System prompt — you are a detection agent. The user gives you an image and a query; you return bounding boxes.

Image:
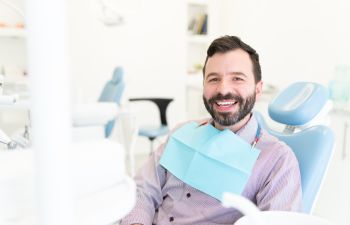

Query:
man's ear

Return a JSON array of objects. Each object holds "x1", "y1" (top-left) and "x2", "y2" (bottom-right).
[{"x1": 255, "y1": 81, "x2": 263, "y2": 99}]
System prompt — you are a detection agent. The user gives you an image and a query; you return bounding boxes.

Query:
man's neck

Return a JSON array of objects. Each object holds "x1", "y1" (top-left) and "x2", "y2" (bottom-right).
[{"x1": 213, "y1": 113, "x2": 252, "y2": 133}]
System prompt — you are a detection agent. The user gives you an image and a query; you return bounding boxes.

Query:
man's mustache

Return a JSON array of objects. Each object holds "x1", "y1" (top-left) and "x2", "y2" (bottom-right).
[{"x1": 208, "y1": 93, "x2": 244, "y2": 105}]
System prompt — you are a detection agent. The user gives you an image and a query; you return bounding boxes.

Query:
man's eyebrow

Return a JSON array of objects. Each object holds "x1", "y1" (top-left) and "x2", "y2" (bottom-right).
[
  {"x1": 229, "y1": 71, "x2": 247, "y2": 77},
  {"x1": 205, "y1": 71, "x2": 247, "y2": 79},
  {"x1": 205, "y1": 73, "x2": 219, "y2": 79}
]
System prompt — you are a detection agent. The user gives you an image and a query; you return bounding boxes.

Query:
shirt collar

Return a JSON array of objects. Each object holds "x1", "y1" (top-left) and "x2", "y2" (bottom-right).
[
  {"x1": 235, "y1": 113, "x2": 259, "y2": 145},
  {"x1": 202, "y1": 113, "x2": 259, "y2": 145}
]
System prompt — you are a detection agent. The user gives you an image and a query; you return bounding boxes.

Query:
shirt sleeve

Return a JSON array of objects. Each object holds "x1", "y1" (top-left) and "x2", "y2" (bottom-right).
[
  {"x1": 120, "y1": 144, "x2": 167, "y2": 225},
  {"x1": 256, "y1": 148, "x2": 303, "y2": 211}
]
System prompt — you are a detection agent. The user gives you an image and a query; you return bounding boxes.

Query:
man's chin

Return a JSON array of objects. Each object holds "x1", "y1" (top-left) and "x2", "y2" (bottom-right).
[
  {"x1": 215, "y1": 120, "x2": 236, "y2": 127},
  {"x1": 213, "y1": 113, "x2": 238, "y2": 127}
]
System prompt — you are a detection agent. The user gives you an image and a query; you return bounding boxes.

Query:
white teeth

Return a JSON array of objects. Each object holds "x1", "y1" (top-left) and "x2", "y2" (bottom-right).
[{"x1": 217, "y1": 101, "x2": 235, "y2": 106}]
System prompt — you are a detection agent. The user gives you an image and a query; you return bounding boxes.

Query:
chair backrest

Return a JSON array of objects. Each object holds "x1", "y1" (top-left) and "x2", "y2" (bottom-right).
[
  {"x1": 129, "y1": 98, "x2": 173, "y2": 126},
  {"x1": 255, "y1": 82, "x2": 335, "y2": 213},
  {"x1": 98, "y1": 66, "x2": 125, "y2": 137}
]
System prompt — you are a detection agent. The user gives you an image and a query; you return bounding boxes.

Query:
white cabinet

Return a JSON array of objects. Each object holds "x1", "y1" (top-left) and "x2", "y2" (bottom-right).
[
  {"x1": 0, "y1": 27, "x2": 25, "y2": 38},
  {"x1": 0, "y1": 0, "x2": 27, "y2": 81},
  {"x1": 186, "y1": 0, "x2": 222, "y2": 75},
  {"x1": 186, "y1": 0, "x2": 221, "y2": 120},
  {"x1": 186, "y1": 0, "x2": 209, "y2": 120},
  {"x1": 313, "y1": 110, "x2": 350, "y2": 225},
  {"x1": 0, "y1": 8, "x2": 28, "y2": 134},
  {"x1": 186, "y1": 73, "x2": 208, "y2": 120},
  {"x1": 0, "y1": 26, "x2": 27, "y2": 83},
  {"x1": 186, "y1": 0, "x2": 209, "y2": 75}
]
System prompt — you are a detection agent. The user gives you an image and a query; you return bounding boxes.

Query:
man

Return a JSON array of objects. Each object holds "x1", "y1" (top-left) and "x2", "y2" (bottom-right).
[{"x1": 121, "y1": 36, "x2": 302, "y2": 225}]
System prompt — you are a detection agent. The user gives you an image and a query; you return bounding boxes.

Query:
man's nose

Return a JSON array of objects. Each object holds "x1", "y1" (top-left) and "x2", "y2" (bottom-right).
[{"x1": 216, "y1": 80, "x2": 232, "y2": 95}]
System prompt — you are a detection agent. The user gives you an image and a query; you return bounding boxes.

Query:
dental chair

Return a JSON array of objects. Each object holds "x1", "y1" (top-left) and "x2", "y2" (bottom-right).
[
  {"x1": 98, "y1": 66, "x2": 125, "y2": 138},
  {"x1": 129, "y1": 98, "x2": 173, "y2": 153},
  {"x1": 72, "y1": 67, "x2": 124, "y2": 141},
  {"x1": 254, "y1": 82, "x2": 335, "y2": 213}
]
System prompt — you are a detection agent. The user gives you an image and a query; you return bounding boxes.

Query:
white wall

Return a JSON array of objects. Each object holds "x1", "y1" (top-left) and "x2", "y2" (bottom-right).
[
  {"x1": 220, "y1": 2, "x2": 350, "y2": 223},
  {"x1": 2, "y1": 0, "x2": 349, "y2": 130},
  {"x1": 1, "y1": 0, "x2": 188, "y2": 152},
  {"x1": 221, "y1": 0, "x2": 350, "y2": 90},
  {"x1": 67, "y1": 0, "x2": 187, "y2": 128},
  {"x1": 0, "y1": 0, "x2": 27, "y2": 135},
  {"x1": 0, "y1": 0, "x2": 26, "y2": 77},
  {"x1": 3, "y1": 0, "x2": 350, "y2": 149}
]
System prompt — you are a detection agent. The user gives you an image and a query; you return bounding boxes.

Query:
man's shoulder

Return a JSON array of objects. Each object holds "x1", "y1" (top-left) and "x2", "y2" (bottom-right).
[
  {"x1": 258, "y1": 129, "x2": 297, "y2": 162},
  {"x1": 252, "y1": 128, "x2": 301, "y2": 182}
]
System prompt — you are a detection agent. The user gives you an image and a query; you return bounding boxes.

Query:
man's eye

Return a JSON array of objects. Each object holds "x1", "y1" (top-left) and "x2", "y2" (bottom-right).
[
  {"x1": 208, "y1": 78, "x2": 219, "y2": 82},
  {"x1": 233, "y1": 77, "x2": 243, "y2": 81}
]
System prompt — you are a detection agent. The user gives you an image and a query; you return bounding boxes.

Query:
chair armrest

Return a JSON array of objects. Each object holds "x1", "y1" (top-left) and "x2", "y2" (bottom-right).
[{"x1": 73, "y1": 103, "x2": 118, "y2": 126}]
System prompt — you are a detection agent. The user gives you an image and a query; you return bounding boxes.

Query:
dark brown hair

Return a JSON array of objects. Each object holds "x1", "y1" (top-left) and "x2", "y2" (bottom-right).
[{"x1": 203, "y1": 35, "x2": 261, "y2": 83}]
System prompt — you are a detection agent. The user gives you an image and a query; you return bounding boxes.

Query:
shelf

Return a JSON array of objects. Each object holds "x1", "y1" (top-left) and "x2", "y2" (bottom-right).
[
  {"x1": 187, "y1": 34, "x2": 209, "y2": 44},
  {"x1": 4, "y1": 75, "x2": 28, "y2": 85},
  {"x1": 186, "y1": 72, "x2": 203, "y2": 89},
  {"x1": 0, "y1": 28, "x2": 26, "y2": 38},
  {"x1": 331, "y1": 108, "x2": 350, "y2": 117},
  {"x1": 187, "y1": 0, "x2": 208, "y2": 36},
  {"x1": 188, "y1": 0, "x2": 209, "y2": 6}
]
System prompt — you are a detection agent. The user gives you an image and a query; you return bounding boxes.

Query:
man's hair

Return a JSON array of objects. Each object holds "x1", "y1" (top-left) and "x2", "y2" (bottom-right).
[{"x1": 203, "y1": 35, "x2": 261, "y2": 83}]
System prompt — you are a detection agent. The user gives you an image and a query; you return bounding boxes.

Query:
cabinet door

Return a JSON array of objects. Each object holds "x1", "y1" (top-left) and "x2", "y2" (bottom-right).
[
  {"x1": 313, "y1": 113, "x2": 350, "y2": 225},
  {"x1": 186, "y1": 85, "x2": 208, "y2": 120}
]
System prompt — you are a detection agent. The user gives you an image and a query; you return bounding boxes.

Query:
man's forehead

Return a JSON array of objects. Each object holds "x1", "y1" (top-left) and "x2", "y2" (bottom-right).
[{"x1": 205, "y1": 49, "x2": 254, "y2": 76}]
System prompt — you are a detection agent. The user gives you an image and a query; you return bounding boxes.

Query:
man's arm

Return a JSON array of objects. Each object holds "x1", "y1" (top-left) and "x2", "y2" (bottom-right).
[
  {"x1": 120, "y1": 144, "x2": 167, "y2": 225},
  {"x1": 256, "y1": 149, "x2": 302, "y2": 211}
]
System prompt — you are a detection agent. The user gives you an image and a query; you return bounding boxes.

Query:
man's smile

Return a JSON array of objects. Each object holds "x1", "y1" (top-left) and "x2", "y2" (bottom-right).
[{"x1": 214, "y1": 100, "x2": 238, "y2": 112}]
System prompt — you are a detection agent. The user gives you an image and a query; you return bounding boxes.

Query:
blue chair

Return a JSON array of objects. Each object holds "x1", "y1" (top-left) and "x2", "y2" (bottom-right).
[
  {"x1": 98, "y1": 67, "x2": 125, "y2": 138},
  {"x1": 254, "y1": 82, "x2": 335, "y2": 213},
  {"x1": 129, "y1": 98, "x2": 173, "y2": 152}
]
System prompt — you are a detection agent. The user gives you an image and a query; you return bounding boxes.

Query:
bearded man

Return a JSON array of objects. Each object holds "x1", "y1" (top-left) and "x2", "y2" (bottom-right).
[{"x1": 121, "y1": 35, "x2": 302, "y2": 225}]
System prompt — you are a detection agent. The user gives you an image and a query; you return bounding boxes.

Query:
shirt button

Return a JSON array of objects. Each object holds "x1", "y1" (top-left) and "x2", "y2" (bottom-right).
[
  {"x1": 169, "y1": 216, "x2": 174, "y2": 222},
  {"x1": 186, "y1": 193, "x2": 191, "y2": 198}
]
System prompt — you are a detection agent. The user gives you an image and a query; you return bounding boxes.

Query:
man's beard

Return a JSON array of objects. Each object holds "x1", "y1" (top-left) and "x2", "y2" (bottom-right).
[{"x1": 203, "y1": 92, "x2": 256, "y2": 126}]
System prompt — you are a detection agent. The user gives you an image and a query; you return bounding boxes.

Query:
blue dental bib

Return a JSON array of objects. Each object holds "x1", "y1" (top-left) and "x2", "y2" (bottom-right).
[{"x1": 159, "y1": 122, "x2": 260, "y2": 201}]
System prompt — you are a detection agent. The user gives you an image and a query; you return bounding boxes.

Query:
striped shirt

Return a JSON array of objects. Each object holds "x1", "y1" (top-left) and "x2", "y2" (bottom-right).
[{"x1": 120, "y1": 115, "x2": 302, "y2": 225}]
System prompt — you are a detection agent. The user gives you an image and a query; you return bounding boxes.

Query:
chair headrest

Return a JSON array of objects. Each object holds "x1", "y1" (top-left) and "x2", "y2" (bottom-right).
[
  {"x1": 268, "y1": 82, "x2": 329, "y2": 126},
  {"x1": 111, "y1": 67, "x2": 124, "y2": 84}
]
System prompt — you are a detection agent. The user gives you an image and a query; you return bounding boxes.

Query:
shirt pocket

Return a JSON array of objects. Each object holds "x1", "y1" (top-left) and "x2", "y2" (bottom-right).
[
  {"x1": 160, "y1": 174, "x2": 185, "y2": 213},
  {"x1": 162, "y1": 174, "x2": 186, "y2": 200}
]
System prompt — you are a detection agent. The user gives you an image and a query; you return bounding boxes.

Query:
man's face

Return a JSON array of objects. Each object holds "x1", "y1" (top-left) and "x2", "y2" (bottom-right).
[{"x1": 203, "y1": 49, "x2": 262, "y2": 127}]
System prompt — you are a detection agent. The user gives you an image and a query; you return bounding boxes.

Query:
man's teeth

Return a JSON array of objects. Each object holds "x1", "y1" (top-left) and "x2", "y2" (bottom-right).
[{"x1": 216, "y1": 101, "x2": 236, "y2": 106}]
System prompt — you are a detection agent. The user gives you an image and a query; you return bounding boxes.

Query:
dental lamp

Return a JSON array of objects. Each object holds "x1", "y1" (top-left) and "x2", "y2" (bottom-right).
[
  {"x1": 0, "y1": 0, "x2": 25, "y2": 19},
  {"x1": 0, "y1": 128, "x2": 17, "y2": 149},
  {"x1": 91, "y1": 0, "x2": 125, "y2": 26}
]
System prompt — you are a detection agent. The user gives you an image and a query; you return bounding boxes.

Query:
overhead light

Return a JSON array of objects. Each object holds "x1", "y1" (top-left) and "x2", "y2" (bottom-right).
[{"x1": 91, "y1": 0, "x2": 125, "y2": 27}]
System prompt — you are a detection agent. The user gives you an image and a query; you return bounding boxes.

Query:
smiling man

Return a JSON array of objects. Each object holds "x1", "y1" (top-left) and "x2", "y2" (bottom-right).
[
  {"x1": 121, "y1": 36, "x2": 302, "y2": 225},
  {"x1": 202, "y1": 46, "x2": 261, "y2": 133}
]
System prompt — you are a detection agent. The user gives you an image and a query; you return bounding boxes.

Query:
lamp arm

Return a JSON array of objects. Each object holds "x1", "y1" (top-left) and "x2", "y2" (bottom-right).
[{"x1": 0, "y1": 0, "x2": 25, "y2": 20}]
